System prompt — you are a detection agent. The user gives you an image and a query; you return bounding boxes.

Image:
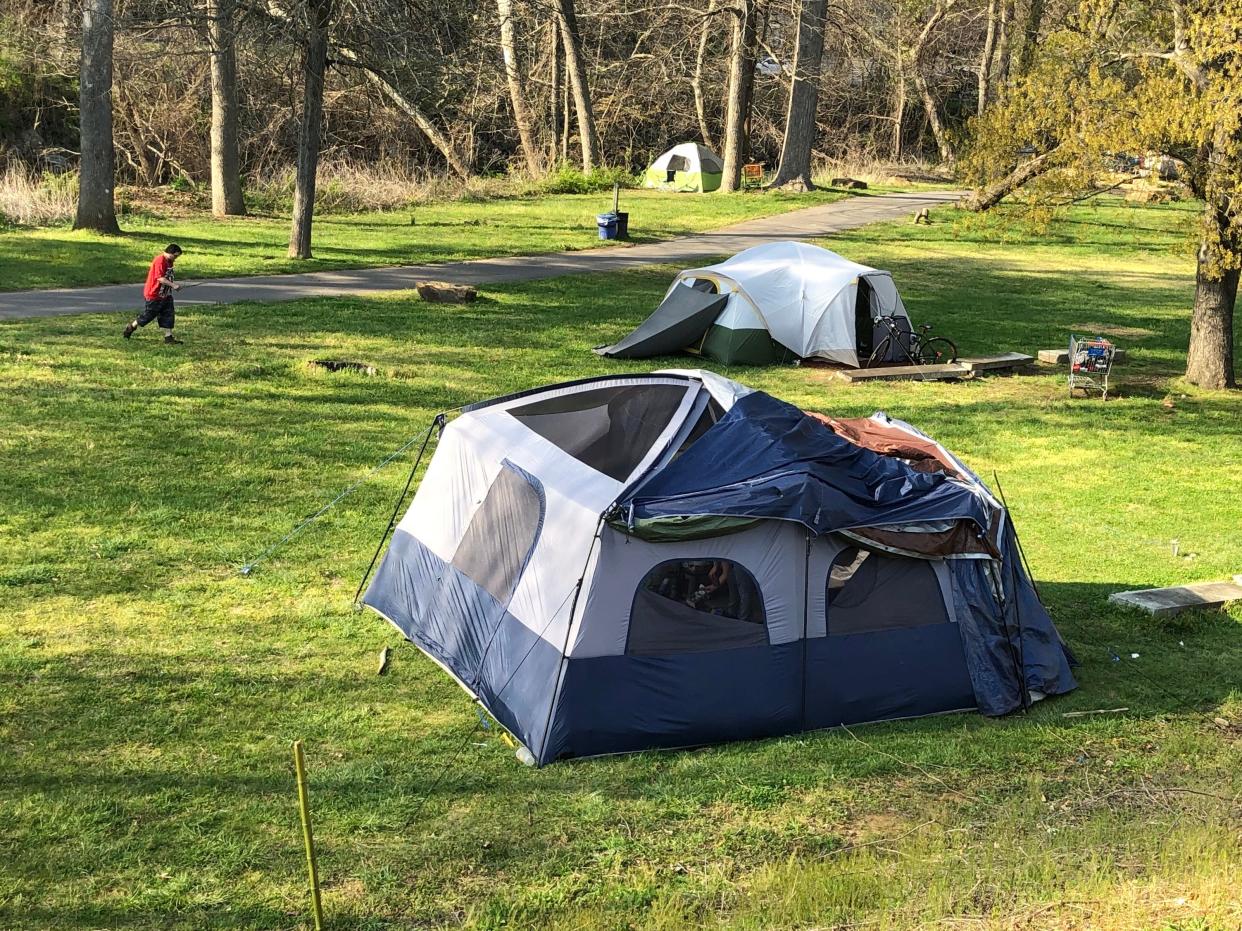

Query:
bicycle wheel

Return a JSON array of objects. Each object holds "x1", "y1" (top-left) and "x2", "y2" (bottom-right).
[
  {"x1": 918, "y1": 337, "x2": 958, "y2": 364},
  {"x1": 866, "y1": 336, "x2": 893, "y2": 367}
]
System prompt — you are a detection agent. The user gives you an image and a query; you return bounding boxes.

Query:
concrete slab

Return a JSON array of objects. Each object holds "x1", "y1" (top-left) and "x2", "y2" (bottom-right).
[
  {"x1": 0, "y1": 191, "x2": 966, "y2": 320},
  {"x1": 1108, "y1": 580, "x2": 1242, "y2": 616},
  {"x1": 838, "y1": 362, "x2": 971, "y2": 382},
  {"x1": 960, "y1": 352, "x2": 1033, "y2": 373}
]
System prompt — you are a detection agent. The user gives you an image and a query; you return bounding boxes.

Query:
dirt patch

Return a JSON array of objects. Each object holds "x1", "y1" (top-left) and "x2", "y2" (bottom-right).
[
  {"x1": 309, "y1": 359, "x2": 377, "y2": 376},
  {"x1": 1070, "y1": 322, "x2": 1156, "y2": 339}
]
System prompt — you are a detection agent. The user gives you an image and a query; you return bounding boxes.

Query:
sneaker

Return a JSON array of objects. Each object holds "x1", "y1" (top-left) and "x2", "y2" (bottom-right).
[
  {"x1": 164, "y1": 334, "x2": 183, "y2": 345},
  {"x1": 123, "y1": 322, "x2": 137, "y2": 339}
]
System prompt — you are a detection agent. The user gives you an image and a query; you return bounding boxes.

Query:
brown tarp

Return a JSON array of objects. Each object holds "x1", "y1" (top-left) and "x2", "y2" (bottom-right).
[{"x1": 804, "y1": 410, "x2": 1000, "y2": 558}]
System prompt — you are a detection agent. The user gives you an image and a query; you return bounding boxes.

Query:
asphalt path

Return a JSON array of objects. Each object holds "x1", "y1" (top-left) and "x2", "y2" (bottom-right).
[{"x1": 0, "y1": 191, "x2": 964, "y2": 321}]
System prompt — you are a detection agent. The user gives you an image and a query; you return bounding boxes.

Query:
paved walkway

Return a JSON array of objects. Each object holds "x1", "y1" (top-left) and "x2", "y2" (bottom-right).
[{"x1": 0, "y1": 191, "x2": 963, "y2": 320}]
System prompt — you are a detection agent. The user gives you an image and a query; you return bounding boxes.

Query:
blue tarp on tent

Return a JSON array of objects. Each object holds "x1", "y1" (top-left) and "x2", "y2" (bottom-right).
[{"x1": 617, "y1": 391, "x2": 992, "y2": 538}]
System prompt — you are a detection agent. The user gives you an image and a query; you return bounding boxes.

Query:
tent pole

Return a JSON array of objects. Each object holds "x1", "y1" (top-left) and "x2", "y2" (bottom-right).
[
  {"x1": 991, "y1": 473, "x2": 1032, "y2": 710},
  {"x1": 799, "y1": 531, "x2": 812, "y2": 733}
]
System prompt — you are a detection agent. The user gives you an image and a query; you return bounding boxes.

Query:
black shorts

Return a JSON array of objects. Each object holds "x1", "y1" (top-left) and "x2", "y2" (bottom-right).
[{"x1": 137, "y1": 296, "x2": 175, "y2": 329}]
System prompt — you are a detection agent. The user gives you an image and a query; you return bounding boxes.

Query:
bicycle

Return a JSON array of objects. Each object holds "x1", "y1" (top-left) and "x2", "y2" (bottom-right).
[{"x1": 867, "y1": 315, "x2": 958, "y2": 367}]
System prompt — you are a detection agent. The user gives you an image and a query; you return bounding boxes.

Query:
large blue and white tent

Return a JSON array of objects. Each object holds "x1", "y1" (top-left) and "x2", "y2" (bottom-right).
[{"x1": 363, "y1": 371, "x2": 1077, "y2": 764}]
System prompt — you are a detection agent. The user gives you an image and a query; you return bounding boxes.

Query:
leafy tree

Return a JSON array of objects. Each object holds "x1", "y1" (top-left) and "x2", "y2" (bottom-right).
[{"x1": 964, "y1": 0, "x2": 1241, "y2": 389}]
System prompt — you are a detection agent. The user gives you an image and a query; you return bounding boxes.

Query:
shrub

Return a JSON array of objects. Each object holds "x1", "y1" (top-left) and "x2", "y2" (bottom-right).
[
  {"x1": 533, "y1": 164, "x2": 636, "y2": 195},
  {"x1": 0, "y1": 166, "x2": 76, "y2": 226}
]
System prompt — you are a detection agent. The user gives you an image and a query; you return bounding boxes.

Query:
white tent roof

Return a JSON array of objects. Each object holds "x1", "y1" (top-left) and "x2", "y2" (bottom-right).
[{"x1": 674, "y1": 241, "x2": 909, "y2": 366}]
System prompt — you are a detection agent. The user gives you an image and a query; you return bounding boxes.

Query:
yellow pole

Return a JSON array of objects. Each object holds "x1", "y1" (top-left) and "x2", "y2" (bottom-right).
[{"x1": 293, "y1": 740, "x2": 325, "y2": 930}]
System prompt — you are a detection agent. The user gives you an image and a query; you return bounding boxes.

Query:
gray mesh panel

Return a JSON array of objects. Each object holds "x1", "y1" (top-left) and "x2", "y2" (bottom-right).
[{"x1": 450, "y1": 465, "x2": 543, "y2": 604}]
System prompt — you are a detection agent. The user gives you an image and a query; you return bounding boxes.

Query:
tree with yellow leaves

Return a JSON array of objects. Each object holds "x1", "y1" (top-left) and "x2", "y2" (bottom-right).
[{"x1": 964, "y1": 0, "x2": 1240, "y2": 389}]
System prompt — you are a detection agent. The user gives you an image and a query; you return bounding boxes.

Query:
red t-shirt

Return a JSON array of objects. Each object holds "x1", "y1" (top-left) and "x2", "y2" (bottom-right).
[{"x1": 143, "y1": 254, "x2": 173, "y2": 301}]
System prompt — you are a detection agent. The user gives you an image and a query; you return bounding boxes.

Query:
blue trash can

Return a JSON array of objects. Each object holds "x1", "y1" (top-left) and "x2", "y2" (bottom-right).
[{"x1": 596, "y1": 212, "x2": 619, "y2": 240}]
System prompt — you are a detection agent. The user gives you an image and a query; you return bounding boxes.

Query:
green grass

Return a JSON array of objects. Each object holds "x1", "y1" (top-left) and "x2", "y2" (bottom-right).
[
  {"x1": 1, "y1": 198, "x2": 1240, "y2": 930},
  {"x1": 0, "y1": 188, "x2": 853, "y2": 292}
]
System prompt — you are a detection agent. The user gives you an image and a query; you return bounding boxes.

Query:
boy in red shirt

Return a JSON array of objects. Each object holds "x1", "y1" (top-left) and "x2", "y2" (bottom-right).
[{"x1": 124, "y1": 244, "x2": 184, "y2": 344}]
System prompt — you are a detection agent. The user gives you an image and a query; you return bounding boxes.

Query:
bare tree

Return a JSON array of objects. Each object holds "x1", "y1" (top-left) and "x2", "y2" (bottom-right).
[
  {"x1": 288, "y1": 0, "x2": 331, "y2": 259},
  {"x1": 332, "y1": 43, "x2": 473, "y2": 179},
  {"x1": 549, "y1": 19, "x2": 562, "y2": 164},
  {"x1": 769, "y1": 0, "x2": 827, "y2": 189},
  {"x1": 910, "y1": 2, "x2": 958, "y2": 165},
  {"x1": 75, "y1": 0, "x2": 120, "y2": 233},
  {"x1": 496, "y1": 0, "x2": 543, "y2": 175},
  {"x1": 208, "y1": 0, "x2": 246, "y2": 216},
  {"x1": 855, "y1": 0, "x2": 959, "y2": 164},
  {"x1": 977, "y1": 0, "x2": 999, "y2": 115},
  {"x1": 721, "y1": 0, "x2": 758, "y2": 191},
  {"x1": 692, "y1": 0, "x2": 718, "y2": 150},
  {"x1": 554, "y1": 0, "x2": 600, "y2": 171}
]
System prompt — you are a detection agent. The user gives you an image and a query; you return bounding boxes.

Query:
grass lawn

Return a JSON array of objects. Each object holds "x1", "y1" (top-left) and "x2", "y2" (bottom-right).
[
  {"x1": 1, "y1": 198, "x2": 1239, "y2": 930},
  {"x1": 0, "y1": 188, "x2": 859, "y2": 292}
]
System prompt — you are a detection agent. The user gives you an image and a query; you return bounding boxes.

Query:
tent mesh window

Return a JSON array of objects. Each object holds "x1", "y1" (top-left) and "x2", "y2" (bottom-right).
[
  {"x1": 450, "y1": 464, "x2": 544, "y2": 604},
  {"x1": 626, "y1": 558, "x2": 768, "y2": 655},
  {"x1": 826, "y1": 546, "x2": 949, "y2": 636},
  {"x1": 670, "y1": 398, "x2": 725, "y2": 462},
  {"x1": 508, "y1": 385, "x2": 687, "y2": 482}
]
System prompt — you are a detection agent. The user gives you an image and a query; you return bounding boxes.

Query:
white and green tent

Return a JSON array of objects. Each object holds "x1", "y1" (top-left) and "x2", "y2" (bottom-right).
[
  {"x1": 642, "y1": 143, "x2": 724, "y2": 193},
  {"x1": 596, "y1": 241, "x2": 912, "y2": 366}
]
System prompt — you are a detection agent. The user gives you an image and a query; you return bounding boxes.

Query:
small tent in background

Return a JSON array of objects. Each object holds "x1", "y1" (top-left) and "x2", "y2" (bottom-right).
[
  {"x1": 596, "y1": 241, "x2": 912, "y2": 366},
  {"x1": 642, "y1": 143, "x2": 724, "y2": 192},
  {"x1": 362, "y1": 371, "x2": 1077, "y2": 765}
]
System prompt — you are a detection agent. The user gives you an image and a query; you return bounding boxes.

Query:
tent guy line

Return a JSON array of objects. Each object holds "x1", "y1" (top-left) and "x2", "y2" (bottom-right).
[
  {"x1": 360, "y1": 370, "x2": 1077, "y2": 765},
  {"x1": 240, "y1": 416, "x2": 452, "y2": 576}
]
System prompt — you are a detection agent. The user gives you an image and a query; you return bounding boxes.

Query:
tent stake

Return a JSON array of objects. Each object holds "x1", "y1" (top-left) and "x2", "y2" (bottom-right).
[{"x1": 293, "y1": 740, "x2": 325, "y2": 930}]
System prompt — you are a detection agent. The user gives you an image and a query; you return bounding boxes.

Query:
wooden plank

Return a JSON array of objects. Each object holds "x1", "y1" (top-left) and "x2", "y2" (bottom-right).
[
  {"x1": 1108, "y1": 580, "x2": 1242, "y2": 617},
  {"x1": 838, "y1": 362, "x2": 971, "y2": 383},
  {"x1": 959, "y1": 352, "x2": 1034, "y2": 373}
]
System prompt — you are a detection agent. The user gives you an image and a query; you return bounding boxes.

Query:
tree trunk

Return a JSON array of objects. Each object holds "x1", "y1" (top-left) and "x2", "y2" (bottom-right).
[
  {"x1": 990, "y1": 0, "x2": 1012, "y2": 98},
  {"x1": 721, "y1": 0, "x2": 757, "y2": 192},
  {"x1": 692, "y1": 0, "x2": 717, "y2": 151},
  {"x1": 561, "y1": 49, "x2": 568, "y2": 163},
  {"x1": 769, "y1": 0, "x2": 826, "y2": 190},
  {"x1": 913, "y1": 68, "x2": 952, "y2": 164},
  {"x1": 977, "y1": 0, "x2": 998, "y2": 117},
  {"x1": 496, "y1": 0, "x2": 543, "y2": 176},
  {"x1": 1185, "y1": 184, "x2": 1239, "y2": 388},
  {"x1": 74, "y1": 0, "x2": 120, "y2": 233},
  {"x1": 208, "y1": 0, "x2": 246, "y2": 217},
  {"x1": 889, "y1": 73, "x2": 906, "y2": 161},
  {"x1": 1186, "y1": 258, "x2": 1238, "y2": 389},
  {"x1": 555, "y1": 0, "x2": 599, "y2": 172},
  {"x1": 1014, "y1": 0, "x2": 1044, "y2": 78},
  {"x1": 964, "y1": 146, "x2": 1057, "y2": 211},
  {"x1": 288, "y1": 0, "x2": 331, "y2": 260},
  {"x1": 549, "y1": 20, "x2": 561, "y2": 165}
]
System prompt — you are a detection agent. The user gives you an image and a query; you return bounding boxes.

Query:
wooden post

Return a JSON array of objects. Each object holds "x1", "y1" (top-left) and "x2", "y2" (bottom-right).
[{"x1": 293, "y1": 741, "x2": 325, "y2": 930}]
